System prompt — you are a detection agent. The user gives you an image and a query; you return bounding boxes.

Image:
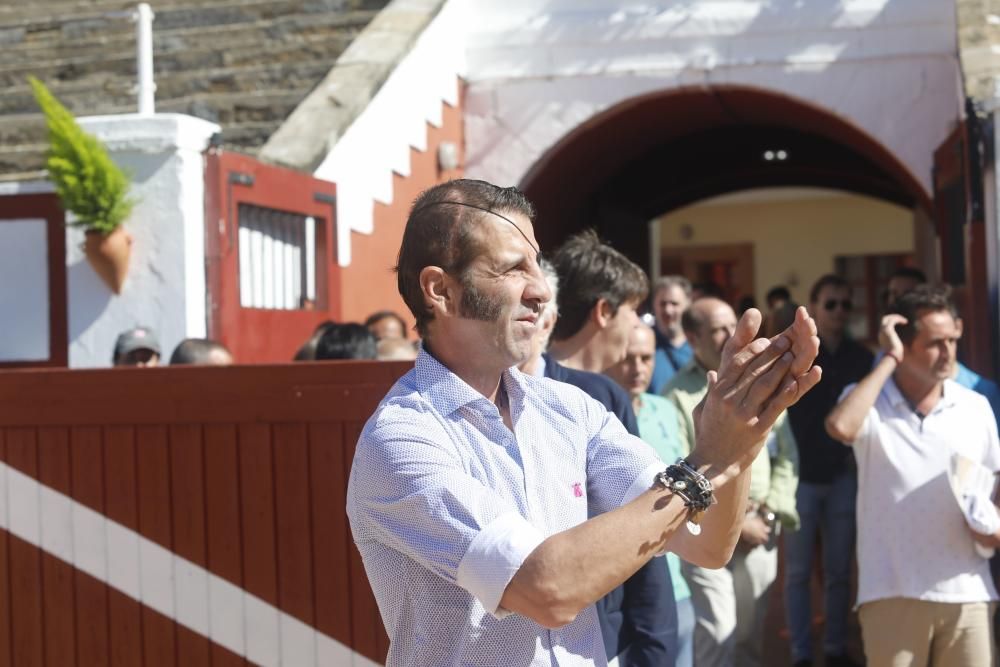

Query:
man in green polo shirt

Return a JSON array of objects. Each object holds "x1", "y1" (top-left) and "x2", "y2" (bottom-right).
[
  {"x1": 663, "y1": 296, "x2": 799, "y2": 667},
  {"x1": 606, "y1": 321, "x2": 694, "y2": 667}
]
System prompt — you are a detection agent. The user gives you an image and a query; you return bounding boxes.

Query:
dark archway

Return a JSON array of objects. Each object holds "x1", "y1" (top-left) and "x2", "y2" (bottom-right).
[{"x1": 519, "y1": 86, "x2": 930, "y2": 267}]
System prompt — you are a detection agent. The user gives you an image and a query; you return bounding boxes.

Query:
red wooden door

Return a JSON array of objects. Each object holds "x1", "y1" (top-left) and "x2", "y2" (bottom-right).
[
  {"x1": 932, "y1": 119, "x2": 993, "y2": 376},
  {"x1": 204, "y1": 151, "x2": 341, "y2": 363}
]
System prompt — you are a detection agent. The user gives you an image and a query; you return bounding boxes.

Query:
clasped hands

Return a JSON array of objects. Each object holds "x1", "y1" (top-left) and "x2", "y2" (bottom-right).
[{"x1": 690, "y1": 307, "x2": 821, "y2": 486}]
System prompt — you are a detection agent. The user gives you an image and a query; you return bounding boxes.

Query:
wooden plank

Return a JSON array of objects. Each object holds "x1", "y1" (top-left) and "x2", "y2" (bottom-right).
[
  {"x1": 37, "y1": 427, "x2": 76, "y2": 667},
  {"x1": 70, "y1": 426, "x2": 109, "y2": 667},
  {"x1": 168, "y1": 425, "x2": 210, "y2": 667},
  {"x1": 103, "y1": 426, "x2": 143, "y2": 667},
  {"x1": 202, "y1": 423, "x2": 247, "y2": 667},
  {"x1": 308, "y1": 422, "x2": 352, "y2": 645},
  {"x1": 273, "y1": 423, "x2": 314, "y2": 625},
  {"x1": 0, "y1": 363, "x2": 408, "y2": 427},
  {"x1": 238, "y1": 424, "x2": 278, "y2": 607},
  {"x1": 0, "y1": 431, "x2": 11, "y2": 667},
  {"x1": 7, "y1": 428, "x2": 44, "y2": 667},
  {"x1": 342, "y1": 421, "x2": 385, "y2": 663},
  {"x1": 135, "y1": 425, "x2": 176, "y2": 667}
]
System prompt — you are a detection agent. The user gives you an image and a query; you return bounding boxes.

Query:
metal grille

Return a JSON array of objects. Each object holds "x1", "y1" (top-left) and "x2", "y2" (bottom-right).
[{"x1": 237, "y1": 203, "x2": 316, "y2": 309}]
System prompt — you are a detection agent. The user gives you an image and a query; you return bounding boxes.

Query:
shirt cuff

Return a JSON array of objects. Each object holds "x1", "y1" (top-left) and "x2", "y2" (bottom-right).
[
  {"x1": 456, "y1": 511, "x2": 545, "y2": 618},
  {"x1": 622, "y1": 461, "x2": 664, "y2": 507}
]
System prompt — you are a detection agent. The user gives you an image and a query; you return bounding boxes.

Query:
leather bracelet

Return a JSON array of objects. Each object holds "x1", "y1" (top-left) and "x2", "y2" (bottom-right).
[
  {"x1": 653, "y1": 458, "x2": 716, "y2": 527},
  {"x1": 885, "y1": 350, "x2": 903, "y2": 365}
]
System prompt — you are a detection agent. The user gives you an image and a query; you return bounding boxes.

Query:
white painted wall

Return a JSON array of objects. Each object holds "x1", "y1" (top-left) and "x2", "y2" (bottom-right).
[
  {"x1": 0, "y1": 218, "x2": 50, "y2": 361},
  {"x1": 461, "y1": 0, "x2": 963, "y2": 196},
  {"x1": 66, "y1": 114, "x2": 219, "y2": 368},
  {"x1": 314, "y1": 0, "x2": 467, "y2": 266}
]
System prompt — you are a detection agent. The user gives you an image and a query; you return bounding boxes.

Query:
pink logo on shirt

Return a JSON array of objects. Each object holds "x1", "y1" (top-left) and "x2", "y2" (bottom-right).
[{"x1": 572, "y1": 482, "x2": 583, "y2": 498}]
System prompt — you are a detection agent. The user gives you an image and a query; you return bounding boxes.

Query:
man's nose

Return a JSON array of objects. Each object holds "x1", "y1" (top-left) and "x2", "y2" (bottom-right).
[{"x1": 526, "y1": 269, "x2": 552, "y2": 307}]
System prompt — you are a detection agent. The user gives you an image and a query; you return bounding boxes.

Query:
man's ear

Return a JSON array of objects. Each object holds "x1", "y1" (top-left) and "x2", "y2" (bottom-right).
[
  {"x1": 419, "y1": 266, "x2": 458, "y2": 319},
  {"x1": 593, "y1": 298, "x2": 614, "y2": 329},
  {"x1": 955, "y1": 317, "x2": 965, "y2": 337}
]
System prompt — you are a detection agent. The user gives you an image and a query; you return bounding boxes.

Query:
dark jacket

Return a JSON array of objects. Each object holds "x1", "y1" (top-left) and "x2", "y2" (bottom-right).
[
  {"x1": 787, "y1": 337, "x2": 873, "y2": 483},
  {"x1": 544, "y1": 355, "x2": 678, "y2": 667}
]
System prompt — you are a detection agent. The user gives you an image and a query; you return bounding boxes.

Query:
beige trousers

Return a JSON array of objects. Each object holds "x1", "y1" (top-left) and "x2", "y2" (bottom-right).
[{"x1": 858, "y1": 597, "x2": 995, "y2": 667}]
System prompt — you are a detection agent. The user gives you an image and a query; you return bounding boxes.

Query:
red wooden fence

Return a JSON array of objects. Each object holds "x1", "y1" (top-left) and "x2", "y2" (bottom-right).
[{"x1": 0, "y1": 361, "x2": 409, "y2": 666}]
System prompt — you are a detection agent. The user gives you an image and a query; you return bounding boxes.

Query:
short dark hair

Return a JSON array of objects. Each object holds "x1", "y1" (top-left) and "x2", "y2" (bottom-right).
[
  {"x1": 889, "y1": 284, "x2": 958, "y2": 345},
  {"x1": 169, "y1": 338, "x2": 231, "y2": 365},
  {"x1": 315, "y1": 323, "x2": 377, "y2": 360},
  {"x1": 809, "y1": 274, "x2": 849, "y2": 303},
  {"x1": 364, "y1": 310, "x2": 408, "y2": 338},
  {"x1": 890, "y1": 266, "x2": 927, "y2": 284},
  {"x1": 395, "y1": 179, "x2": 536, "y2": 337},
  {"x1": 766, "y1": 285, "x2": 791, "y2": 304},
  {"x1": 293, "y1": 320, "x2": 336, "y2": 361},
  {"x1": 550, "y1": 229, "x2": 649, "y2": 341}
]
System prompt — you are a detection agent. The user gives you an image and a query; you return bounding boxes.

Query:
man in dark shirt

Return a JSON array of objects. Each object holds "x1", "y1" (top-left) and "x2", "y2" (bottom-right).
[
  {"x1": 545, "y1": 233, "x2": 678, "y2": 667},
  {"x1": 785, "y1": 274, "x2": 872, "y2": 667}
]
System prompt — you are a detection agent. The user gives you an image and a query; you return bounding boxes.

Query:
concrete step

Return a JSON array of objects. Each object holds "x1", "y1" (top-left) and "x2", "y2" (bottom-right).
[
  {"x1": 0, "y1": 9, "x2": 376, "y2": 66},
  {"x1": 0, "y1": 27, "x2": 355, "y2": 89},
  {"x1": 0, "y1": 143, "x2": 49, "y2": 176},
  {"x1": 0, "y1": 59, "x2": 337, "y2": 115}
]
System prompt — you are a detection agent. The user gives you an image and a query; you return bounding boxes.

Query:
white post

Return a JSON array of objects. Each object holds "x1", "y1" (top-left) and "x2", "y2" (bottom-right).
[{"x1": 135, "y1": 3, "x2": 155, "y2": 115}]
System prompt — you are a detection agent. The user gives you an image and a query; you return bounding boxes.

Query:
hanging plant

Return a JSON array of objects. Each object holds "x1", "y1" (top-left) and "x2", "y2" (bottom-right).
[{"x1": 29, "y1": 75, "x2": 136, "y2": 293}]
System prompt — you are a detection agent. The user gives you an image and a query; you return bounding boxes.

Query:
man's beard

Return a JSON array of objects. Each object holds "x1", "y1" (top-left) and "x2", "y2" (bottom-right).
[{"x1": 459, "y1": 275, "x2": 505, "y2": 322}]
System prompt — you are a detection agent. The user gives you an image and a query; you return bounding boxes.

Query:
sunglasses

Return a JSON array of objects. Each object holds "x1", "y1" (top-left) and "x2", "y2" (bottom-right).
[{"x1": 823, "y1": 299, "x2": 853, "y2": 312}]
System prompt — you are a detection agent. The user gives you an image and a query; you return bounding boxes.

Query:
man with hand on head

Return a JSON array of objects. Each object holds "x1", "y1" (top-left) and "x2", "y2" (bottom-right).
[
  {"x1": 663, "y1": 297, "x2": 799, "y2": 667},
  {"x1": 347, "y1": 179, "x2": 821, "y2": 666},
  {"x1": 827, "y1": 285, "x2": 1000, "y2": 666}
]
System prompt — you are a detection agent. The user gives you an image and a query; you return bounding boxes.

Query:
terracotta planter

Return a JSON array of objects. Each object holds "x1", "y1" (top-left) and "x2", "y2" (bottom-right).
[{"x1": 83, "y1": 227, "x2": 132, "y2": 294}]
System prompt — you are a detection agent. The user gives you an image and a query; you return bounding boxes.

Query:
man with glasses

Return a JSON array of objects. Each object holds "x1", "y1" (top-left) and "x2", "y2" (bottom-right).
[{"x1": 785, "y1": 274, "x2": 873, "y2": 667}]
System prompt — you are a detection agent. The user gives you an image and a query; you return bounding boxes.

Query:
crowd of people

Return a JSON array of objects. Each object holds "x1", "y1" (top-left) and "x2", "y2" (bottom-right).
[
  {"x1": 109, "y1": 308, "x2": 419, "y2": 368},
  {"x1": 342, "y1": 179, "x2": 1000, "y2": 667},
  {"x1": 108, "y1": 177, "x2": 1000, "y2": 667}
]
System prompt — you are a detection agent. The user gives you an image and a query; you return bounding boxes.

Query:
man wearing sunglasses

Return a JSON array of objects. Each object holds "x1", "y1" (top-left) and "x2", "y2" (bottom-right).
[{"x1": 785, "y1": 274, "x2": 873, "y2": 667}]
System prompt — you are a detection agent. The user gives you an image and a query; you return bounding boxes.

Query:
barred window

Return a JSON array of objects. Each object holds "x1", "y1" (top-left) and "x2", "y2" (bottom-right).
[{"x1": 237, "y1": 204, "x2": 317, "y2": 310}]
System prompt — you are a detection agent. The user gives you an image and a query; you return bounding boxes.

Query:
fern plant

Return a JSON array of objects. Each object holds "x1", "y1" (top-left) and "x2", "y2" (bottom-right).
[{"x1": 29, "y1": 76, "x2": 135, "y2": 234}]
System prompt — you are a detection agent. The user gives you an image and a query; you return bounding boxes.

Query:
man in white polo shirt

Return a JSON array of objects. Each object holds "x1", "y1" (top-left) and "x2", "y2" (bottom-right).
[{"x1": 826, "y1": 285, "x2": 1000, "y2": 666}]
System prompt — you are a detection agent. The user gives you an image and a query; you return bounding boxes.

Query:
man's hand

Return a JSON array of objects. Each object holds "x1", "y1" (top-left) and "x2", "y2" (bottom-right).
[
  {"x1": 739, "y1": 512, "x2": 771, "y2": 548},
  {"x1": 879, "y1": 314, "x2": 907, "y2": 361},
  {"x1": 690, "y1": 307, "x2": 821, "y2": 484}
]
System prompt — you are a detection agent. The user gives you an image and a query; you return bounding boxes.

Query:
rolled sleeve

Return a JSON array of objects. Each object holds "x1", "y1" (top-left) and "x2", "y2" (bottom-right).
[
  {"x1": 457, "y1": 511, "x2": 545, "y2": 617},
  {"x1": 586, "y1": 400, "x2": 664, "y2": 515}
]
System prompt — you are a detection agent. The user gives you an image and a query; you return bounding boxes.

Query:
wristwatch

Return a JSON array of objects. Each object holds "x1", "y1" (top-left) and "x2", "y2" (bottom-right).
[{"x1": 654, "y1": 458, "x2": 716, "y2": 532}]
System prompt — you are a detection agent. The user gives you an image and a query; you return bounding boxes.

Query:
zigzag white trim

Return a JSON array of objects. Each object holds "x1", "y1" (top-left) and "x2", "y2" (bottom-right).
[
  {"x1": 0, "y1": 460, "x2": 382, "y2": 667},
  {"x1": 314, "y1": 0, "x2": 467, "y2": 267}
]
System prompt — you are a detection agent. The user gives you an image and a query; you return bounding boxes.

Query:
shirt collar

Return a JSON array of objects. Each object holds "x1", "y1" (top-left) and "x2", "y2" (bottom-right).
[
  {"x1": 883, "y1": 375, "x2": 959, "y2": 414},
  {"x1": 414, "y1": 347, "x2": 529, "y2": 416}
]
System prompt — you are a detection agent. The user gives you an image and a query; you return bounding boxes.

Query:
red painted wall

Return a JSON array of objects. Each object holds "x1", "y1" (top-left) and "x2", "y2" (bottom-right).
[{"x1": 337, "y1": 81, "x2": 465, "y2": 333}]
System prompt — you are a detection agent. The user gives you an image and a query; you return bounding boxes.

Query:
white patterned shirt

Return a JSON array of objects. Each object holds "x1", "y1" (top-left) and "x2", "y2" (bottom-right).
[{"x1": 347, "y1": 349, "x2": 663, "y2": 666}]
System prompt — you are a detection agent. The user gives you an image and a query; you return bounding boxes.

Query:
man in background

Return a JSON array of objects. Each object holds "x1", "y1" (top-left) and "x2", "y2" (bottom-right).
[
  {"x1": 648, "y1": 276, "x2": 693, "y2": 394},
  {"x1": 548, "y1": 231, "x2": 677, "y2": 667},
  {"x1": 169, "y1": 338, "x2": 233, "y2": 365},
  {"x1": 606, "y1": 322, "x2": 694, "y2": 667},
  {"x1": 785, "y1": 274, "x2": 871, "y2": 667},
  {"x1": 827, "y1": 286, "x2": 1000, "y2": 666},
  {"x1": 112, "y1": 326, "x2": 161, "y2": 367},
  {"x1": 664, "y1": 297, "x2": 799, "y2": 667}
]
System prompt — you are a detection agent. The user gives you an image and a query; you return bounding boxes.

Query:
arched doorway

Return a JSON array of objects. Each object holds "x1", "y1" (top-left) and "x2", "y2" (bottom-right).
[{"x1": 519, "y1": 85, "x2": 931, "y2": 266}]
